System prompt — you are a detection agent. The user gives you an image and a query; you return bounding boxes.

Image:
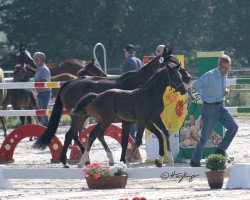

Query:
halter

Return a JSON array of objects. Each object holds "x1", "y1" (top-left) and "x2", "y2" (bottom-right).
[
  {"x1": 165, "y1": 63, "x2": 185, "y2": 92},
  {"x1": 85, "y1": 65, "x2": 106, "y2": 77},
  {"x1": 14, "y1": 65, "x2": 36, "y2": 81}
]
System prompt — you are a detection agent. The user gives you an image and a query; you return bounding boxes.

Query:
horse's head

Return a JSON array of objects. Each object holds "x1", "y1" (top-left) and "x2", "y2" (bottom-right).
[
  {"x1": 178, "y1": 68, "x2": 192, "y2": 84},
  {"x1": 13, "y1": 63, "x2": 36, "y2": 82},
  {"x1": 161, "y1": 47, "x2": 187, "y2": 95},
  {"x1": 77, "y1": 59, "x2": 107, "y2": 77},
  {"x1": 160, "y1": 46, "x2": 192, "y2": 84},
  {"x1": 15, "y1": 44, "x2": 37, "y2": 69}
]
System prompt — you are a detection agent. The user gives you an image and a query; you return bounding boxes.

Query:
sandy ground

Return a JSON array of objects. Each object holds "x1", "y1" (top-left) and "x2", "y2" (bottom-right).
[{"x1": 1, "y1": 117, "x2": 250, "y2": 200}]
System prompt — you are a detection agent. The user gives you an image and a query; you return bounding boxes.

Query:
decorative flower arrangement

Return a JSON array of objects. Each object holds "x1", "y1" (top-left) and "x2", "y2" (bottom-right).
[{"x1": 83, "y1": 162, "x2": 127, "y2": 180}]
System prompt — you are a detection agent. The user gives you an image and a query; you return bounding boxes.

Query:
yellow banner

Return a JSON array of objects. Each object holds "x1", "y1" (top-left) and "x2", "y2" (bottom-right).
[{"x1": 162, "y1": 55, "x2": 187, "y2": 134}]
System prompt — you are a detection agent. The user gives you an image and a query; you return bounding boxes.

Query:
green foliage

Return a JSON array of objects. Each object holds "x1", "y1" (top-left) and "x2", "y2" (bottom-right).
[{"x1": 205, "y1": 154, "x2": 227, "y2": 171}]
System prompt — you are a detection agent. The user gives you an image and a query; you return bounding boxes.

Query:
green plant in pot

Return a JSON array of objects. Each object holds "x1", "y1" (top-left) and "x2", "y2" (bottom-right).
[{"x1": 205, "y1": 154, "x2": 227, "y2": 189}]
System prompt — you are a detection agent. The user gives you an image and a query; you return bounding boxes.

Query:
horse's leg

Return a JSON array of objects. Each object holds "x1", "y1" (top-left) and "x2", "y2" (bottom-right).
[
  {"x1": 126, "y1": 124, "x2": 145, "y2": 165},
  {"x1": 145, "y1": 122, "x2": 165, "y2": 167},
  {"x1": 152, "y1": 116, "x2": 174, "y2": 164},
  {"x1": 60, "y1": 129, "x2": 73, "y2": 168},
  {"x1": 19, "y1": 116, "x2": 25, "y2": 126},
  {"x1": 77, "y1": 122, "x2": 102, "y2": 168},
  {"x1": 120, "y1": 121, "x2": 130, "y2": 164},
  {"x1": 97, "y1": 132, "x2": 115, "y2": 166},
  {"x1": 0, "y1": 117, "x2": 7, "y2": 138},
  {"x1": 27, "y1": 116, "x2": 33, "y2": 141},
  {"x1": 60, "y1": 115, "x2": 88, "y2": 168}
]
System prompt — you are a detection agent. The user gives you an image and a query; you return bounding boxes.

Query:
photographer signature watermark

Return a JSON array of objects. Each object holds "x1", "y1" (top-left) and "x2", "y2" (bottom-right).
[{"x1": 160, "y1": 171, "x2": 200, "y2": 183}]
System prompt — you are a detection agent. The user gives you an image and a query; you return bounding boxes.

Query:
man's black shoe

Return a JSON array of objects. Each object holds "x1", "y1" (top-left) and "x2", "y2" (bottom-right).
[
  {"x1": 215, "y1": 148, "x2": 226, "y2": 156},
  {"x1": 215, "y1": 148, "x2": 231, "y2": 163},
  {"x1": 190, "y1": 160, "x2": 201, "y2": 167}
]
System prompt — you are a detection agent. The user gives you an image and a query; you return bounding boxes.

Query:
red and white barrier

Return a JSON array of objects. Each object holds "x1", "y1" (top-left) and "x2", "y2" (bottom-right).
[
  {"x1": 0, "y1": 81, "x2": 65, "y2": 89},
  {"x1": 0, "y1": 109, "x2": 69, "y2": 116}
]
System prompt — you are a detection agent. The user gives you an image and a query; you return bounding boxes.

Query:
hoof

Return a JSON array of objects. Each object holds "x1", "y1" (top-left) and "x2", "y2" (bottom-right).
[
  {"x1": 155, "y1": 159, "x2": 163, "y2": 168},
  {"x1": 63, "y1": 164, "x2": 70, "y2": 168},
  {"x1": 77, "y1": 163, "x2": 84, "y2": 168},
  {"x1": 168, "y1": 161, "x2": 174, "y2": 166},
  {"x1": 125, "y1": 161, "x2": 130, "y2": 168},
  {"x1": 85, "y1": 161, "x2": 90, "y2": 165}
]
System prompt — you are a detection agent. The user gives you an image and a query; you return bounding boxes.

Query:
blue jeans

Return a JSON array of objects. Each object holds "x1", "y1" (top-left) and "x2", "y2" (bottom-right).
[
  {"x1": 37, "y1": 91, "x2": 51, "y2": 126},
  {"x1": 192, "y1": 102, "x2": 238, "y2": 164},
  {"x1": 130, "y1": 123, "x2": 137, "y2": 139}
]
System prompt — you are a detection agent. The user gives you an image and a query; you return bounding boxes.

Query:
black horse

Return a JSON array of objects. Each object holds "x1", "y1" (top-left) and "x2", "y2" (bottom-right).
[
  {"x1": 34, "y1": 46, "x2": 191, "y2": 168},
  {"x1": 71, "y1": 51, "x2": 187, "y2": 167}
]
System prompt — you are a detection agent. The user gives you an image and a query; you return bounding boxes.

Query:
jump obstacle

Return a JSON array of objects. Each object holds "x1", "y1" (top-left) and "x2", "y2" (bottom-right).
[
  {"x1": 0, "y1": 72, "x2": 250, "y2": 189},
  {"x1": 0, "y1": 164, "x2": 208, "y2": 189},
  {"x1": 0, "y1": 81, "x2": 141, "y2": 163}
]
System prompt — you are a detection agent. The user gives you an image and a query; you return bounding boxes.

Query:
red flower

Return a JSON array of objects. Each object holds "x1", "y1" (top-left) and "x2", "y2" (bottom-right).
[
  {"x1": 93, "y1": 173, "x2": 102, "y2": 179},
  {"x1": 85, "y1": 171, "x2": 92, "y2": 176},
  {"x1": 87, "y1": 163, "x2": 101, "y2": 169},
  {"x1": 105, "y1": 168, "x2": 110, "y2": 173}
]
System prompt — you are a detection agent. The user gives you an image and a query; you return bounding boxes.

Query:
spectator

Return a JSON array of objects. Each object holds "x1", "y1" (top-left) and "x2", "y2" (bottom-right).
[
  {"x1": 33, "y1": 52, "x2": 51, "y2": 127},
  {"x1": 155, "y1": 44, "x2": 165, "y2": 56},
  {"x1": 120, "y1": 44, "x2": 143, "y2": 139}
]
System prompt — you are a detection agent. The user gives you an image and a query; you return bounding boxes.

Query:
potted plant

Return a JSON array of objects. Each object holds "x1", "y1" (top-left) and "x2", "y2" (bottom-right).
[
  {"x1": 205, "y1": 154, "x2": 227, "y2": 189},
  {"x1": 83, "y1": 162, "x2": 128, "y2": 189}
]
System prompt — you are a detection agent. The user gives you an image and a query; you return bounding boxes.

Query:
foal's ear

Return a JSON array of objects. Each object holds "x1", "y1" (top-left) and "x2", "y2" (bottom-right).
[
  {"x1": 167, "y1": 46, "x2": 174, "y2": 56},
  {"x1": 19, "y1": 44, "x2": 23, "y2": 51},
  {"x1": 162, "y1": 46, "x2": 169, "y2": 56},
  {"x1": 24, "y1": 43, "x2": 29, "y2": 50}
]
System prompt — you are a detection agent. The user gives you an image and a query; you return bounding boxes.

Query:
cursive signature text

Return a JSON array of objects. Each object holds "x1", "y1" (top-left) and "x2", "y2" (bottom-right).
[{"x1": 160, "y1": 171, "x2": 200, "y2": 183}]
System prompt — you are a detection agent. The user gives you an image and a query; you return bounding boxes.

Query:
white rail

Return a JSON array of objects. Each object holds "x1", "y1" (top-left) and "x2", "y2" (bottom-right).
[{"x1": 93, "y1": 42, "x2": 107, "y2": 74}]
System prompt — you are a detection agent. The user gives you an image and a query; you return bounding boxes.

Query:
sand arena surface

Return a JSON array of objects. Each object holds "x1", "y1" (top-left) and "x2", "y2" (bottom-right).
[{"x1": 1, "y1": 117, "x2": 250, "y2": 200}]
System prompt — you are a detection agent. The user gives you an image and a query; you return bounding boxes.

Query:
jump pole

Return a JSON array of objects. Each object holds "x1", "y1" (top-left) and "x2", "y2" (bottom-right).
[{"x1": 0, "y1": 165, "x2": 208, "y2": 189}]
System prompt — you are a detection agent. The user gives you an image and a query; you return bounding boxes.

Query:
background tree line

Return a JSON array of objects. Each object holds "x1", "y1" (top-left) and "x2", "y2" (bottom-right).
[
  {"x1": 0, "y1": 0, "x2": 250, "y2": 75},
  {"x1": 0, "y1": 0, "x2": 249, "y2": 109}
]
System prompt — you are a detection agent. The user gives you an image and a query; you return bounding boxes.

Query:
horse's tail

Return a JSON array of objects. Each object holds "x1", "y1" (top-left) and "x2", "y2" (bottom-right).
[
  {"x1": 70, "y1": 93, "x2": 97, "y2": 116},
  {"x1": 33, "y1": 81, "x2": 71, "y2": 150}
]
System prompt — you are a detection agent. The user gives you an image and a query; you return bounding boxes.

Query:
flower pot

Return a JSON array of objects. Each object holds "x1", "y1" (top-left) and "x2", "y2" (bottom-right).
[
  {"x1": 205, "y1": 171, "x2": 225, "y2": 189},
  {"x1": 86, "y1": 175, "x2": 128, "y2": 189}
]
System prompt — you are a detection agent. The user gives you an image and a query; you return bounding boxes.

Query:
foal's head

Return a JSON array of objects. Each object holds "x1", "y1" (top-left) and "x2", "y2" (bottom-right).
[
  {"x1": 161, "y1": 47, "x2": 187, "y2": 95},
  {"x1": 77, "y1": 59, "x2": 107, "y2": 77},
  {"x1": 15, "y1": 44, "x2": 36, "y2": 69},
  {"x1": 160, "y1": 46, "x2": 192, "y2": 84}
]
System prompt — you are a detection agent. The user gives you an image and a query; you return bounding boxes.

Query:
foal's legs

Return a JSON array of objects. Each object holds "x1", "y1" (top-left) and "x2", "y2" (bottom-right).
[
  {"x1": 60, "y1": 115, "x2": 88, "y2": 168},
  {"x1": 152, "y1": 116, "x2": 174, "y2": 164},
  {"x1": 97, "y1": 133, "x2": 115, "y2": 166},
  {"x1": 27, "y1": 116, "x2": 33, "y2": 141},
  {"x1": 120, "y1": 121, "x2": 130, "y2": 164},
  {"x1": 77, "y1": 122, "x2": 102, "y2": 168},
  {"x1": 126, "y1": 124, "x2": 145, "y2": 165},
  {"x1": 145, "y1": 122, "x2": 165, "y2": 167},
  {"x1": 127, "y1": 122, "x2": 165, "y2": 167}
]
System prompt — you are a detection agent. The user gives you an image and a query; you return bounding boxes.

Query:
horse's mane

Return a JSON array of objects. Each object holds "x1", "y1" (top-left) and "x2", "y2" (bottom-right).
[
  {"x1": 118, "y1": 55, "x2": 161, "y2": 82},
  {"x1": 137, "y1": 68, "x2": 166, "y2": 89}
]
